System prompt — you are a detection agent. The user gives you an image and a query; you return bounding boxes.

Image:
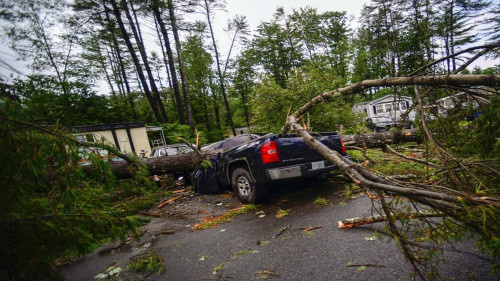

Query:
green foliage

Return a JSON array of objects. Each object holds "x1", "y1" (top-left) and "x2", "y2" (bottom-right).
[
  {"x1": 252, "y1": 67, "x2": 358, "y2": 133},
  {"x1": 0, "y1": 99, "x2": 156, "y2": 279},
  {"x1": 161, "y1": 123, "x2": 194, "y2": 144},
  {"x1": 11, "y1": 75, "x2": 118, "y2": 126},
  {"x1": 128, "y1": 250, "x2": 165, "y2": 276},
  {"x1": 313, "y1": 197, "x2": 329, "y2": 206}
]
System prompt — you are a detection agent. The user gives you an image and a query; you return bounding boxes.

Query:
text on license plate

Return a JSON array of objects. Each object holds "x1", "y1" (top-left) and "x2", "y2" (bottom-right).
[{"x1": 311, "y1": 161, "x2": 325, "y2": 170}]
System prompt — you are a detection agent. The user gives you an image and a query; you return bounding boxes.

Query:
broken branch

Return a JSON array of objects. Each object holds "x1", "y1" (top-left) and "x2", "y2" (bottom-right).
[
  {"x1": 157, "y1": 195, "x2": 183, "y2": 209},
  {"x1": 338, "y1": 211, "x2": 445, "y2": 228}
]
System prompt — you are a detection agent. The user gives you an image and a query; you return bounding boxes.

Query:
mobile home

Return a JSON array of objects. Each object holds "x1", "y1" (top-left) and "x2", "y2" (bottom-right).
[{"x1": 353, "y1": 95, "x2": 416, "y2": 130}]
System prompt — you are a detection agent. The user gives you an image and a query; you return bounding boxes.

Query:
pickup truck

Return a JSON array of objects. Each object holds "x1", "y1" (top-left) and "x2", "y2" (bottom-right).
[{"x1": 194, "y1": 132, "x2": 348, "y2": 203}]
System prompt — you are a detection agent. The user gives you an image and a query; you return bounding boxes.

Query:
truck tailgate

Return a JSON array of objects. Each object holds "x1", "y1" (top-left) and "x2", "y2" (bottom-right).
[{"x1": 276, "y1": 134, "x2": 341, "y2": 166}]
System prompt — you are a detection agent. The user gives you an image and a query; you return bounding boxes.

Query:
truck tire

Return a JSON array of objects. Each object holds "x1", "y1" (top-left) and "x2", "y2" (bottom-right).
[{"x1": 231, "y1": 168, "x2": 267, "y2": 203}]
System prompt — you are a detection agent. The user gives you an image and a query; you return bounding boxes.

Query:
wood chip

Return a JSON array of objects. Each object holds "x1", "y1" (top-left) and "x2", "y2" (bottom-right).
[
  {"x1": 301, "y1": 225, "x2": 323, "y2": 232},
  {"x1": 158, "y1": 195, "x2": 183, "y2": 208}
]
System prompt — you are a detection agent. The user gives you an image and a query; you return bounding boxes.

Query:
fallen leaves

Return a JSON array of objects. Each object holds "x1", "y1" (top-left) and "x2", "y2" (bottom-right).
[
  {"x1": 255, "y1": 269, "x2": 280, "y2": 279},
  {"x1": 192, "y1": 204, "x2": 258, "y2": 230},
  {"x1": 275, "y1": 208, "x2": 290, "y2": 218}
]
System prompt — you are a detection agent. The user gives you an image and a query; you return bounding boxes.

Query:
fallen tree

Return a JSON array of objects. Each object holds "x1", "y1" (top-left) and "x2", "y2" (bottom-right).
[
  {"x1": 281, "y1": 43, "x2": 500, "y2": 280},
  {"x1": 342, "y1": 129, "x2": 421, "y2": 148}
]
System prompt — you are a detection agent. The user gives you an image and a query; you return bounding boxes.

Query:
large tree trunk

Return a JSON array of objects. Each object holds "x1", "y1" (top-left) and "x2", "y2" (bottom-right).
[
  {"x1": 121, "y1": 0, "x2": 168, "y2": 123},
  {"x1": 203, "y1": 0, "x2": 237, "y2": 136},
  {"x1": 167, "y1": 0, "x2": 195, "y2": 134},
  {"x1": 151, "y1": 1, "x2": 185, "y2": 124},
  {"x1": 104, "y1": 1, "x2": 137, "y2": 118},
  {"x1": 342, "y1": 129, "x2": 421, "y2": 148},
  {"x1": 108, "y1": 0, "x2": 163, "y2": 123},
  {"x1": 103, "y1": 152, "x2": 200, "y2": 178}
]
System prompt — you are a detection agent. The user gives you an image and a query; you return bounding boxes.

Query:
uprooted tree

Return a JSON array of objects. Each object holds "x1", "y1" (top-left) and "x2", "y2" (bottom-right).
[{"x1": 282, "y1": 44, "x2": 500, "y2": 279}]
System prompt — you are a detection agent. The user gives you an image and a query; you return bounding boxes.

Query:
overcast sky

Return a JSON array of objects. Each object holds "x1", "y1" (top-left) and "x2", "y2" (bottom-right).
[
  {"x1": 1, "y1": 0, "x2": 497, "y2": 84},
  {"x1": 212, "y1": 0, "x2": 369, "y2": 55}
]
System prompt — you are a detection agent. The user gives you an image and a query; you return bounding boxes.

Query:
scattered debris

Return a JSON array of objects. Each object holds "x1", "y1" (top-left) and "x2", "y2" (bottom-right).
[
  {"x1": 347, "y1": 262, "x2": 386, "y2": 268},
  {"x1": 275, "y1": 208, "x2": 290, "y2": 218},
  {"x1": 94, "y1": 264, "x2": 122, "y2": 280},
  {"x1": 273, "y1": 225, "x2": 290, "y2": 239},
  {"x1": 364, "y1": 231, "x2": 382, "y2": 241},
  {"x1": 255, "y1": 268, "x2": 280, "y2": 279},
  {"x1": 155, "y1": 230, "x2": 175, "y2": 236},
  {"x1": 213, "y1": 249, "x2": 260, "y2": 275},
  {"x1": 357, "y1": 266, "x2": 367, "y2": 272},
  {"x1": 301, "y1": 225, "x2": 323, "y2": 232},
  {"x1": 256, "y1": 240, "x2": 270, "y2": 246},
  {"x1": 220, "y1": 193, "x2": 234, "y2": 199},
  {"x1": 198, "y1": 253, "x2": 209, "y2": 261},
  {"x1": 255, "y1": 211, "x2": 266, "y2": 218},
  {"x1": 128, "y1": 250, "x2": 165, "y2": 276},
  {"x1": 338, "y1": 211, "x2": 443, "y2": 228},
  {"x1": 313, "y1": 197, "x2": 329, "y2": 206},
  {"x1": 172, "y1": 189, "x2": 187, "y2": 194},
  {"x1": 192, "y1": 204, "x2": 257, "y2": 230},
  {"x1": 158, "y1": 195, "x2": 184, "y2": 209}
]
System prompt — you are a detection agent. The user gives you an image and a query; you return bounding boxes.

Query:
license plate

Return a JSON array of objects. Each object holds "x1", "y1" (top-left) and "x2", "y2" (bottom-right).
[{"x1": 311, "y1": 161, "x2": 325, "y2": 170}]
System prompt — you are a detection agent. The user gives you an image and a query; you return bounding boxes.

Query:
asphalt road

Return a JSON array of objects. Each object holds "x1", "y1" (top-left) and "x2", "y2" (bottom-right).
[{"x1": 60, "y1": 179, "x2": 496, "y2": 281}]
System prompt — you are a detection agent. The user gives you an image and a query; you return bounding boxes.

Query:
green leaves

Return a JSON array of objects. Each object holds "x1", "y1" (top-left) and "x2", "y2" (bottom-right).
[{"x1": 0, "y1": 101, "x2": 154, "y2": 279}]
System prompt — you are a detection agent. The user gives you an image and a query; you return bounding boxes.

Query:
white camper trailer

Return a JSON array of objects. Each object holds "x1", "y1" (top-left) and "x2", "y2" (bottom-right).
[{"x1": 353, "y1": 95, "x2": 416, "y2": 131}]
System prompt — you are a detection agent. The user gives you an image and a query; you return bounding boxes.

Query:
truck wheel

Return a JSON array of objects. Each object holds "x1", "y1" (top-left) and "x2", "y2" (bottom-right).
[{"x1": 231, "y1": 168, "x2": 266, "y2": 203}]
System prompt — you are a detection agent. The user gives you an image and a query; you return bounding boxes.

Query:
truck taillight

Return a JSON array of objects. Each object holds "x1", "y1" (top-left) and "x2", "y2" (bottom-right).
[
  {"x1": 340, "y1": 138, "x2": 346, "y2": 154},
  {"x1": 261, "y1": 140, "x2": 280, "y2": 164}
]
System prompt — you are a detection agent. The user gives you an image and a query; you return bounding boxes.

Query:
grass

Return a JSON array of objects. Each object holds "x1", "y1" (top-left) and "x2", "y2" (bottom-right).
[
  {"x1": 193, "y1": 204, "x2": 258, "y2": 230},
  {"x1": 347, "y1": 144, "x2": 438, "y2": 178},
  {"x1": 128, "y1": 250, "x2": 165, "y2": 276}
]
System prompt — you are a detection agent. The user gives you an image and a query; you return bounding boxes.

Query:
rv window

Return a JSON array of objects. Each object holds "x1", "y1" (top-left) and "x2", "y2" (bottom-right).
[
  {"x1": 363, "y1": 108, "x2": 367, "y2": 116},
  {"x1": 385, "y1": 104, "x2": 392, "y2": 112},
  {"x1": 393, "y1": 102, "x2": 400, "y2": 111},
  {"x1": 375, "y1": 105, "x2": 384, "y2": 114},
  {"x1": 400, "y1": 102, "x2": 408, "y2": 110}
]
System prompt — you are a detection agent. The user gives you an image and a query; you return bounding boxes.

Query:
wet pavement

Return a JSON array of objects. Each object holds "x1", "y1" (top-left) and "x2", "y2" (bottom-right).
[{"x1": 59, "y1": 178, "x2": 496, "y2": 281}]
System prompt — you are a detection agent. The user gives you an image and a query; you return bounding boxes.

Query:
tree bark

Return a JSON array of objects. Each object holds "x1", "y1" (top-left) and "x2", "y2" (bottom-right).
[
  {"x1": 167, "y1": 0, "x2": 194, "y2": 134},
  {"x1": 108, "y1": 0, "x2": 163, "y2": 123},
  {"x1": 121, "y1": 0, "x2": 168, "y2": 123},
  {"x1": 338, "y1": 211, "x2": 444, "y2": 228},
  {"x1": 89, "y1": 151, "x2": 206, "y2": 179},
  {"x1": 203, "y1": 0, "x2": 237, "y2": 136},
  {"x1": 342, "y1": 129, "x2": 421, "y2": 148},
  {"x1": 151, "y1": 1, "x2": 185, "y2": 124}
]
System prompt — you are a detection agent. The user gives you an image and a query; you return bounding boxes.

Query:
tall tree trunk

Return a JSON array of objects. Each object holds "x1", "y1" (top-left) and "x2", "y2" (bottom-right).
[
  {"x1": 108, "y1": 0, "x2": 160, "y2": 122},
  {"x1": 121, "y1": 0, "x2": 167, "y2": 123},
  {"x1": 105, "y1": 9, "x2": 137, "y2": 119},
  {"x1": 151, "y1": 1, "x2": 185, "y2": 124},
  {"x1": 166, "y1": 0, "x2": 194, "y2": 134},
  {"x1": 209, "y1": 73, "x2": 223, "y2": 138},
  {"x1": 203, "y1": 0, "x2": 236, "y2": 136},
  {"x1": 104, "y1": 45, "x2": 120, "y2": 97},
  {"x1": 202, "y1": 87, "x2": 211, "y2": 132},
  {"x1": 449, "y1": 0, "x2": 456, "y2": 71},
  {"x1": 154, "y1": 16, "x2": 173, "y2": 88}
]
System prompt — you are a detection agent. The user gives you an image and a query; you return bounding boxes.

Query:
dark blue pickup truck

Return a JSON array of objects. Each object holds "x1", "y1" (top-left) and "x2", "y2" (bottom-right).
[{"x1": 194, "y1": 132, "x2": 348, "y2": 203}]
